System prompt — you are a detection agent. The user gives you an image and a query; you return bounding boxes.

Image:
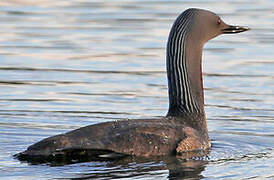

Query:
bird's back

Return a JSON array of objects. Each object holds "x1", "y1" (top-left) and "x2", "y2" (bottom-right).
[{"x1": 16, "y1": 117, "x2": 209, "y2": 162}]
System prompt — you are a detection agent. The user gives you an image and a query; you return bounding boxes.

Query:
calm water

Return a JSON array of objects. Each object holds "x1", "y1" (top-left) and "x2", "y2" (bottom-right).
[{"x1": 0, "y1": 0, "x2": 273, "y2": 179}]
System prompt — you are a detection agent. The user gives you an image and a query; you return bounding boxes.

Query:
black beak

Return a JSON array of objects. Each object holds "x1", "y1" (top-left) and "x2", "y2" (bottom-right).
[{"x1": 222, "y1": 25, "x2": 250, "y2": 34}]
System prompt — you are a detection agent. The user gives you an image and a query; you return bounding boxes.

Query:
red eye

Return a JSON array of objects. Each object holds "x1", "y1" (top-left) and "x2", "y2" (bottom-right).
[{"x1": 217, "y1": 19, "x2": 221, "y2": 25}]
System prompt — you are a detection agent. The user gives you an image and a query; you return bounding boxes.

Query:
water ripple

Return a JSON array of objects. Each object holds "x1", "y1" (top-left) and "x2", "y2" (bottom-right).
[{"x1": 0, "y1": 0, "x2": 273, "y2": 179}]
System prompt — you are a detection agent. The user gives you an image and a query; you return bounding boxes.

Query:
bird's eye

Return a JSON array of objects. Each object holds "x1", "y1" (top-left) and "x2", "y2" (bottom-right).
[{"x1": 217, "y1": 18, "x2": 221, "y2": 25}]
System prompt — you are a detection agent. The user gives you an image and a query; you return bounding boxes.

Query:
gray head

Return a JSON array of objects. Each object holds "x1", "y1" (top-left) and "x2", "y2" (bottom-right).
[
  {"x1": 166, "y1": 8, "x2": 249, "y2": 117},
  {"x1": 179, "y1": 8, "x2": 249, "y2": 43}
]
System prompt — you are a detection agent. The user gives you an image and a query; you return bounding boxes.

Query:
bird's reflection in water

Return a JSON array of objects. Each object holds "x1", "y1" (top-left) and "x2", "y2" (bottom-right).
[{"x1": 168, "y1": 156, "x2": 208, "y2": 179}]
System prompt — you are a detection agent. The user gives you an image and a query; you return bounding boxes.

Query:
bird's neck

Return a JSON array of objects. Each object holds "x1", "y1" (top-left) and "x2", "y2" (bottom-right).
[{"x1": 166, "y1": 29, "x2": 205, "y2": 119}]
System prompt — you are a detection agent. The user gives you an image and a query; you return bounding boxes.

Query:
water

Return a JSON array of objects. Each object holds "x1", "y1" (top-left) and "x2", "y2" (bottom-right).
[{"x1": 0, "y1": 0, "x2": 273, "y2": 179}]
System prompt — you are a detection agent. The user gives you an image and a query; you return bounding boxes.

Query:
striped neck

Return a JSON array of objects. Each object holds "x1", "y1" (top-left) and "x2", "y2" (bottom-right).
[{"x1": 166, "y1": 10, "x2": 204, "y2": 117}]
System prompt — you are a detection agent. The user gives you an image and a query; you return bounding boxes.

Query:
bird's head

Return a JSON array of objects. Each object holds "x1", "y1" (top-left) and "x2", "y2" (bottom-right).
[{"x1": 185, "y1": 8, "x2": 250, "y2": 43}]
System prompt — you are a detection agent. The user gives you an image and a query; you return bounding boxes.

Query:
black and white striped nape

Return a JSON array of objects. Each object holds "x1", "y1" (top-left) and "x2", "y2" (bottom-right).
[{"x1": 166, "y1": 9, "x2": 202, "y2": 116}]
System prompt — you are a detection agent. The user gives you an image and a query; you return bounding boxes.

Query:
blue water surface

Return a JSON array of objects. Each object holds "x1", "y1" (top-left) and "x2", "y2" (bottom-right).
[{"x1": 0, "y1": 0, "x2": 273, "y2": 179}]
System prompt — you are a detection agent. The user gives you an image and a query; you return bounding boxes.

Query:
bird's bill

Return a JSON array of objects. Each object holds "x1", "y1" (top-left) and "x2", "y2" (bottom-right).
[{"x1": 222, "y1": 25, "x2": 250, "y2": 34}]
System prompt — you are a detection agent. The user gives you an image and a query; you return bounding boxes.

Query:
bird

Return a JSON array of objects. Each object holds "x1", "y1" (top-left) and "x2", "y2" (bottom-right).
[{"x1": 15, "y1": 8, "x2": 249, "y2": 162}]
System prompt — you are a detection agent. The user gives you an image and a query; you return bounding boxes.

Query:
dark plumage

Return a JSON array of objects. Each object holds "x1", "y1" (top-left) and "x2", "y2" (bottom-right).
[{"x1": 15, "y1": 8, "x2": 249, "y2": 163}]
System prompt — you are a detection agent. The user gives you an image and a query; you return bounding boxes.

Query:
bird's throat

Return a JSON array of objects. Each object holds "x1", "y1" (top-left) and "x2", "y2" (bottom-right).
[{"x1": 166, "y1": 30, "x2": 205, "y2": 118}]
